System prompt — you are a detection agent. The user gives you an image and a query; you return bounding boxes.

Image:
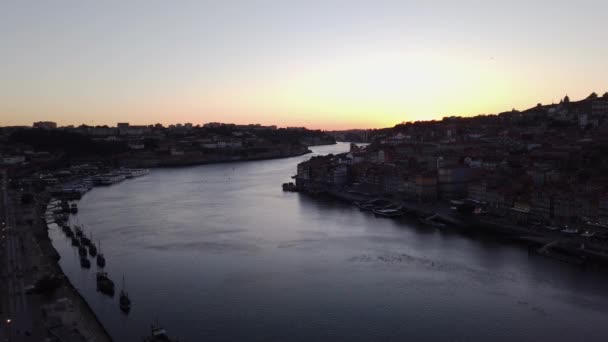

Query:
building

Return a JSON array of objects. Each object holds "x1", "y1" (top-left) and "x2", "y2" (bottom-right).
[
  {"x1": 599, "y1": 195, "x2": 608, "y2": 225},
  {"x1": 33, "y1": 121, "x2": 57, "y2": 129},
  {"x1": 592, "y1": 100, "x2": 608, "y2": 116},
  {"x1": 486, "y1": 187, "x2": 513, "y2": 216},
  {"x1": 552, "y1": 192, "x2": 577, "y2": 223},
  {"x1": 437, "y1": 167, "x2": 472, "y2": 199},
  {"x1": 329, "y1": 164, "x2": 349, "y2": 186},
  {"x1": 117, "y1": 122, "x2": 130, "y2": 135},
  {"x1": 415, "y1": 173, "x2": 437, "y2": 201},
  {"x1": 531, "y1": 190, "x2": 552, "y2": 222},
  {"x1": 467, "y1": 181, "x2": 487, "y2": 203}
]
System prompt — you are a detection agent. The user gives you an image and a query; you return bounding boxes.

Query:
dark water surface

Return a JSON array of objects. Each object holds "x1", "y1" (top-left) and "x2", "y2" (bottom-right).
[{"x1": 49, "y1": 143, "x2": 608, "y2": 341}]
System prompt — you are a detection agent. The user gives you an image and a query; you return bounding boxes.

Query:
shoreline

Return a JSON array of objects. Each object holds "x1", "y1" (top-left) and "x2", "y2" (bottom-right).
[
  {"x1": 0, "y1": 184, "x2": 113, "y2": 342},
  {"x1": 40, "y1": 194, "x2": 114, "y2": 341},
  {"x1": 116, "y1": 146, "x2": 316, "y2": 168},
  {"x1": 129, "y1": 148, "x2": 313, "y2": 168},
  {"x1": 302, "y1": 188, "x2": 608, "y2": 267}
]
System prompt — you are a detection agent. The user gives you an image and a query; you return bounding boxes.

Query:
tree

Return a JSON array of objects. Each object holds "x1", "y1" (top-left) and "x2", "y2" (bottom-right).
[
  {"x1": 603, "y1": 92, "x2": 608, "y2": 99},
  {"x1": 564, "y1": 95, "x2": 570, "y2": 104},
  {"x1": 587, "y1": 92, "x2": 598, "y2": 100}
]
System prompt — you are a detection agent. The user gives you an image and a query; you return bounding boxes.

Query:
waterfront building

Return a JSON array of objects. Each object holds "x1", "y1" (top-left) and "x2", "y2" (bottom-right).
[
  {"x1": 437, "y1": 166, "x2": 473, "y2": 200},
  {"x1": 415, "y1": 173, "x2": 438, "y2": 201},
  {"x1": 468, "y1": 180, "x2": 487, "y2": 203}
]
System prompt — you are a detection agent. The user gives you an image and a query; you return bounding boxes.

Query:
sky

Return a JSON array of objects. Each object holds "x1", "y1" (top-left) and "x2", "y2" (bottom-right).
[{"x1": 1, "y1": 0, "x2": 607, "y2": 130}]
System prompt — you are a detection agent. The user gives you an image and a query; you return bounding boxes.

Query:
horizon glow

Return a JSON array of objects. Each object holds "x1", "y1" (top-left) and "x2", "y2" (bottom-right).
[{"x1": 1, "y1": 0, "x2": 607, "y2": 130}]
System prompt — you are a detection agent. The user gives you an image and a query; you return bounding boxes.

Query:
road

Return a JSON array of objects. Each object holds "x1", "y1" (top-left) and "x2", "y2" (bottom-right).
[{"x1": 0, "y1": 169, "x2": 41, "y2": 341}]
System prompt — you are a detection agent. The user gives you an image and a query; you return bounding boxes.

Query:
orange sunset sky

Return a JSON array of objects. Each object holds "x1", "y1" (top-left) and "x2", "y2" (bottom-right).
[{"x1": 1, "y1": 1, "x2": 607, "y2": 130}]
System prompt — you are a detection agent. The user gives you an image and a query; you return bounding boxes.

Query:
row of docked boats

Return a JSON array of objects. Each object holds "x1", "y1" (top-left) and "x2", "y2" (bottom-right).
[
  {"x1": 60, "y1": 223, "x2": 106, "y2": 268},
  {"x1": 92, "y1": 168, "x2": 150, "y2": 186},
  {"x1": 355, "y1": 199, "x2": 405, "y2": 218},
  {"x1": 58, "y1": 221, "x2": 131, "y2": 312},
  {"x1": 50, "y1": 168, "x2": 149, "y2": 196},
  {"x1": 50, "y1": 180, "x2": 94, "y2": 199},
  {"x1": 542, "y1": 225, "x2": 597, "y2": 238},
  {"x1": 355, "y1": 198, "x2": 451, "y2": 228},
  {"x1": 48, "y1": 200, "x2": 78, "y2": 218}
]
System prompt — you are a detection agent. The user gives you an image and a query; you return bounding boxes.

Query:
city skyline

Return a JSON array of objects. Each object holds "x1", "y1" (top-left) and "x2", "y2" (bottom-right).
[{"x1": 2, "y1": 0, "x2": 608, "y2": 129}]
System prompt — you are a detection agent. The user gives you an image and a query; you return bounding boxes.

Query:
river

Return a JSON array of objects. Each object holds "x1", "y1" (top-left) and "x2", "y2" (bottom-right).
[{"x1": 48, "y1": 142, "x2": 608, "y2": 341}]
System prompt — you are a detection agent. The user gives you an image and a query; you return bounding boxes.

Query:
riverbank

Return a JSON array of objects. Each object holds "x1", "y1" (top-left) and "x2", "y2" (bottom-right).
[
  {"x1": 0, "y1": 188, "x2": 113, "y2": 342},
  {"x1": 303, "y1": 188, "x2": 608, "y2": 266},
  {"x1": 115, "y1": 145, "x2": 313, "y2": 168}
]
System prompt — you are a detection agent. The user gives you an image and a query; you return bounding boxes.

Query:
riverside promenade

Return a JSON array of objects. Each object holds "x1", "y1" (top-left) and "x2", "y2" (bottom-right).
[{"x1": 0, "y1": 169, "x2": 112, "y2": 342}]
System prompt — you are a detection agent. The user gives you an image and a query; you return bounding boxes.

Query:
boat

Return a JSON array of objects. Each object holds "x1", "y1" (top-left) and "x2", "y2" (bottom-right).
[
  {"x1": 62, "y1": 225, "x2": 74, "y2": 237},
  {"x1": 356, "y1": 199, "x2": 392, "y2": 211},
  {"x1": 119, "y1": 168, "x2": 150, "y2": 179},
  {"x1": 97, "y1": 241, "x2": 106, "y2": 268},
  {"x1": 561, "y1": 227, "x2": 579, "y2": 234},
  {"x1": 78, "y1": 245, "x2": 87, "y2": 257},
  {"x1": 96, "y1": 272, "x2": 115, "y2": 295},
  {"x1": 282, "y1": 182, "x2": 299, "y2": 192},
  {"x1": 92, "y1": 173, "x2": 126, "y2": 186},
  {"x1": 88, "y1": 243, "x2": 97, "y2": 257},
  {"x1": 119, "y1": 276, "x2": 131, "y2": 312},
  {"x1": 60, "y1": 201, "x2": 70, "y2": 213},
  {"x1": 80, "y1": 235, "x2": 91, "y2": 246},
  {"x1": 144, "y1": 323, "x2": 175, "y2": 342},
  {"x1": 373, "y1": 208, "x2": 403, "y2": 218},
  {"x1": 80, "y1": 256, "x2": 91, "y2": 268},
  {"x1": 70, "y1": 203, "x2": 78, "y2": 214},
  {"x1": 71, "y1": 236, "x2": 80, "y2": 247},
  {"x1": 74, "y1": 225, "x2": 83, "y2": 237},
  {"x1": 581, "y1": 231, "x2": 596, "y2": 238}
]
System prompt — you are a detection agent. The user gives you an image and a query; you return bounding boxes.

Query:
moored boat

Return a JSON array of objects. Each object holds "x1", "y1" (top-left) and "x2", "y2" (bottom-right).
[
  {"x1": 62, "y1": 225, "x2": 74, "y2": 237},
  {"x1": 80, "y1": 256, "x2": 91, "y2": 268},
  {"x1": 80, "y1": 235, "x2": 91, "y2": 246},
  {"x1": 561, "y1": 227, "x2": 579, "y2": 234},
  {"x1": 373, "y1": 208, "x2": 404, "y2": 218},
  {"x1": 119, "y1": 275, "x2": 131, "y2": 313},
  {"x1": 96, "y1": 271, "x2": 115, "y2": 295},
  {"x1": 93, "y1": 173, "x2": 127, "y2": 186},
  {"x1": 282, "y1": 182, "x2": 299, "y2": 192},
  {"x1": 88, "y1": 243, "x2": 97, "y2": 256},
  {"x1": 144, "y1": 323, "x2": 175, "y2": 342},
  {"x1": 96, "y1": 240, "x2": 106, "y2": 268},
  {"x1": 119, "y1": 168, "x2": 150, "y2": 178}
]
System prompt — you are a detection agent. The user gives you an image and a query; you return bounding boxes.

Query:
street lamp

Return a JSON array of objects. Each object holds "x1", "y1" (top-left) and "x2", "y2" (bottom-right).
[{"x1": 6, "y1": 318, "x2": 12, "y2": 342}]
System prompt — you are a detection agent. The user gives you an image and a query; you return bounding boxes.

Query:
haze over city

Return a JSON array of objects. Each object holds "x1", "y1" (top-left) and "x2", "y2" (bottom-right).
[{"x1": 2, "y1": 0, "x2": 607, "y2": 129}]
